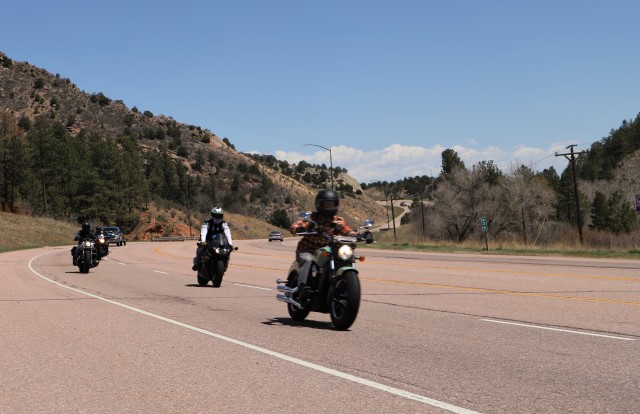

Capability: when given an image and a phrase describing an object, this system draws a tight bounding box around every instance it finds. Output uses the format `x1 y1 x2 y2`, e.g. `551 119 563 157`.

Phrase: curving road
2 239 639 413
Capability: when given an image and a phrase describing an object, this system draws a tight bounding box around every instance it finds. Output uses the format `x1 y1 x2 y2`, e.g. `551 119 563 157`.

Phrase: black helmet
82 222 90 232
315 189 339 218
96 226 102 233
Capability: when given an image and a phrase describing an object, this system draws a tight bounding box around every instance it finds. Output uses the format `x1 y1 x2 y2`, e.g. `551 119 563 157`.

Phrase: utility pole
555 144 587 244
186 175 192 237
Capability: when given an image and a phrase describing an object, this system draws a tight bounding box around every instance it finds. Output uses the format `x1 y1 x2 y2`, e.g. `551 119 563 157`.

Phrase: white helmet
210 206 224 220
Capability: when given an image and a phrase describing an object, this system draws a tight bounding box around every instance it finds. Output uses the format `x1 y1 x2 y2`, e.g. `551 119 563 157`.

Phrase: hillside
0 51 388 233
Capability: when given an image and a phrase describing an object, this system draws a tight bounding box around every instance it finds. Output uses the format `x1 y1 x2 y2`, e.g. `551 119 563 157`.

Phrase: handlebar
294 231 366 242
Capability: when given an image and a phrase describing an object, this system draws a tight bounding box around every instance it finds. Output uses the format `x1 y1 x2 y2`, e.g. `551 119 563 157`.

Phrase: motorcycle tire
211 260 225 288
286 271 311 321
81 250 91 274
330 270 361 330
197 273 209 286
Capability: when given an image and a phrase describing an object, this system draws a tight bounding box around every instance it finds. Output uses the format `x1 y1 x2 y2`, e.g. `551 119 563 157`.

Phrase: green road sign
480 216 488 232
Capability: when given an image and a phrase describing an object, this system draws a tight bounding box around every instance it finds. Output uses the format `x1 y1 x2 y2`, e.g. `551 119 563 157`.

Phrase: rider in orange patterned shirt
291 189 356 295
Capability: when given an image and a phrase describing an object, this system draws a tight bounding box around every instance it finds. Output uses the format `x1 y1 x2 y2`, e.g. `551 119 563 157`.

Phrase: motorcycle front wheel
196 272 209 286
211 259 225 287
81 251 91 274
330 270 361 330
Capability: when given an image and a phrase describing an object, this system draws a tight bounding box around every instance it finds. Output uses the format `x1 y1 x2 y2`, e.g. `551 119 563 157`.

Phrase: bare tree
504 165 556 246
428 167 512 242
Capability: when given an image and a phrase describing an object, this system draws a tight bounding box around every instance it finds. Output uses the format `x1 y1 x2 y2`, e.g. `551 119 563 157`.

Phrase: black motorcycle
276 216 366 330
74 236 99 273
196 234 237 287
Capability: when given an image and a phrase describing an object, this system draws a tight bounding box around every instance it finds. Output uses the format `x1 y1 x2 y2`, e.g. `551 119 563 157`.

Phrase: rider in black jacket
71 222 93 265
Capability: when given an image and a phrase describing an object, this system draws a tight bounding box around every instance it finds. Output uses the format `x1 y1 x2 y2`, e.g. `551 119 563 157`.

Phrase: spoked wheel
286 271 311 321
330 271 361 330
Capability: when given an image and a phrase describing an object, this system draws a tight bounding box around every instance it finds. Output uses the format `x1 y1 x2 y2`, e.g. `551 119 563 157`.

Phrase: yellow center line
364 260 640 282
152 247 286 272
360 277 640 307
152 247 640 306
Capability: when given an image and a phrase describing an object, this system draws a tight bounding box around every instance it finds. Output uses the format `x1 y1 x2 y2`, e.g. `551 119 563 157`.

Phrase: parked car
268 231 284 242
103 226 126 246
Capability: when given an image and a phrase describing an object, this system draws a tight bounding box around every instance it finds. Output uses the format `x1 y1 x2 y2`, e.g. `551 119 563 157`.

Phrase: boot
192 257 201 272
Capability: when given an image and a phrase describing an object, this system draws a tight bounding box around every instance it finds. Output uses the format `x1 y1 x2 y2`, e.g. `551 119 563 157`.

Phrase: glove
198 241 207 246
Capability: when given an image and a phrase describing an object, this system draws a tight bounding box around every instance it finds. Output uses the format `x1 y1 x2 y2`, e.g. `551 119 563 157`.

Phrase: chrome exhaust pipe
276 285 298 294
276 294 303 309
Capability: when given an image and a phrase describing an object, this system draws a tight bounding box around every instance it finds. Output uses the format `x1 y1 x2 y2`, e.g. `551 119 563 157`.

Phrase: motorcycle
276 214 366 330
73 235 99 273
196 233 237 287
94 232 109 259
361 219 375 244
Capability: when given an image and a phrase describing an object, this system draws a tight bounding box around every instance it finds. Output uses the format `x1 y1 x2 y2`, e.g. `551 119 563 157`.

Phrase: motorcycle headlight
337 244 354 260
214 247 222 254
98 237 105 244
84 241 92 247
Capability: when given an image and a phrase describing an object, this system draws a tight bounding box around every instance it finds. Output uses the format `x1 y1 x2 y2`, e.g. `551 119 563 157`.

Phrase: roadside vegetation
369 224 640 259
0 211 77 252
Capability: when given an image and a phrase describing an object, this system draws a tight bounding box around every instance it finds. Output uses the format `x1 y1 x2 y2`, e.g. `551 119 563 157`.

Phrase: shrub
177 146 189 158
1 56 13 67
34 78 45 89
18 114 31 130
222 137 235 150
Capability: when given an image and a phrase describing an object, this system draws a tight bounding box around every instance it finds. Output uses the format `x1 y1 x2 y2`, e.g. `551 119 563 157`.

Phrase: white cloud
271 142 571 183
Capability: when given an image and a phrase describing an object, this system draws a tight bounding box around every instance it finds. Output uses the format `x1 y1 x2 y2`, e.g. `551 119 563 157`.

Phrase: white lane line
154 270 169 275
233 283 272 291
481 319 637 341
28 251 480 414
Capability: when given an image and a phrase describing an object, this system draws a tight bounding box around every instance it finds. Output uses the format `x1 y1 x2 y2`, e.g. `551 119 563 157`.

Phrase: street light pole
304 143 334 189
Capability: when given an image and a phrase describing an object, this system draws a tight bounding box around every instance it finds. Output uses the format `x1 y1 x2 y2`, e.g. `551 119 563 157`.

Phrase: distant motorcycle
94 232 109 259
361 219 375 244
74 236 99 273
276 214 366 330
196 233 237 287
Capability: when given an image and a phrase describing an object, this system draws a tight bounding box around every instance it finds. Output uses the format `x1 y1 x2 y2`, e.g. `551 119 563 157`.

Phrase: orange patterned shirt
291 212 355 253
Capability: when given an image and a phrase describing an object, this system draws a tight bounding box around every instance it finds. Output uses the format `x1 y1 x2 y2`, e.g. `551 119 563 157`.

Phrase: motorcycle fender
335 265 358 278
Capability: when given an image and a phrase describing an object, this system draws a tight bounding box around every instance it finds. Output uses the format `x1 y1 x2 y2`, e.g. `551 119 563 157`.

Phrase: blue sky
3 1 640 182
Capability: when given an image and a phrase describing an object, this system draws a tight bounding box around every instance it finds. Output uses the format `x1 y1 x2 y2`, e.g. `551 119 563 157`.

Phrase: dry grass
0 209 290 253
4 209 639 260
0 211 78 252
367 220 640 259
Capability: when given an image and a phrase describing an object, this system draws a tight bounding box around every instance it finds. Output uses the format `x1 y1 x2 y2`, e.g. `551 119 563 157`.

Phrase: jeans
296 252 314 286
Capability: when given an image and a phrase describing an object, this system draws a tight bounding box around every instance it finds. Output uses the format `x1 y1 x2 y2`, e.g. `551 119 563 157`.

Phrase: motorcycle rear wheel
330 270 361 330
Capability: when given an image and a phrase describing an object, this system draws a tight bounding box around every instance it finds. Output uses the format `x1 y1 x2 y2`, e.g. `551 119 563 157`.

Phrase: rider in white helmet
192 206 234 271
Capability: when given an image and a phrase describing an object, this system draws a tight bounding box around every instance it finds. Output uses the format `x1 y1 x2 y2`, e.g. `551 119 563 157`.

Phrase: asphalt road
2 239 639 413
